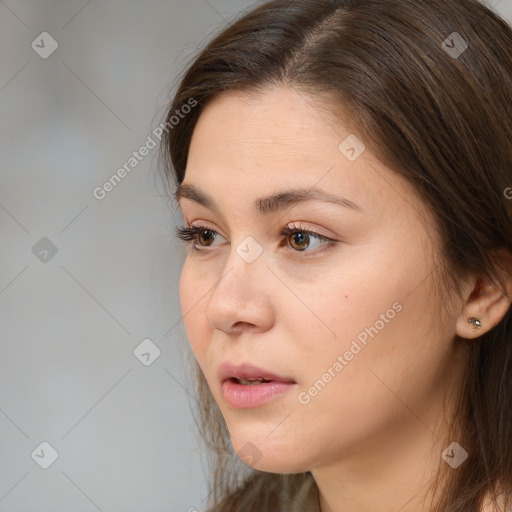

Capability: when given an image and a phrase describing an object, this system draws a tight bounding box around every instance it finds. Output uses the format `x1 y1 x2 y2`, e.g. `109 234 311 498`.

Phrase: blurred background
0 0 511 511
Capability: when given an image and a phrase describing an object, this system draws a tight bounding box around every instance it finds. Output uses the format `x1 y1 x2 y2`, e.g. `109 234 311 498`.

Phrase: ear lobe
455 251 512 340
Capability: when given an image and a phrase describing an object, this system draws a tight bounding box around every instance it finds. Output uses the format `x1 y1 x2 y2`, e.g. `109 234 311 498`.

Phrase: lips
219 362 297 409
218 361 296 385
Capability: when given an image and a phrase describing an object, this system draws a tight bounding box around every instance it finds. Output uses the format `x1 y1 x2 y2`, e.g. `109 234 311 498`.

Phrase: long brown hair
159 1 512 510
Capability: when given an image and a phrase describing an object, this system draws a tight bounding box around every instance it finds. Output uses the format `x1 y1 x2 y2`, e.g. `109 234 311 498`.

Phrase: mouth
218 362 297 408
229 376 271 385
228 376 281 387
218 361 296 385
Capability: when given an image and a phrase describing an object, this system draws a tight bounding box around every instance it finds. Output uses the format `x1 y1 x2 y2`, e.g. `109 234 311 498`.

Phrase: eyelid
286 221 337 241
187 221 333 242
184 219 335 240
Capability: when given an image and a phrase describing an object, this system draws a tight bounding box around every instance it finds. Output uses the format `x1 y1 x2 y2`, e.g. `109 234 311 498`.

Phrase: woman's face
177 86 466 474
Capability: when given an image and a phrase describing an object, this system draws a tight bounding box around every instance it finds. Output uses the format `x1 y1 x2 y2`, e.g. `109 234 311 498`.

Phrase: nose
205 240 274 335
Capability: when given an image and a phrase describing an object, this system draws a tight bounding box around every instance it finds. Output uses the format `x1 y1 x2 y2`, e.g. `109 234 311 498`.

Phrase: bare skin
176 85 512 512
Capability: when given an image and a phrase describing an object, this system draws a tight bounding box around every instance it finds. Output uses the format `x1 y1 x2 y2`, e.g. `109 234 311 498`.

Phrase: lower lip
222 379 296 409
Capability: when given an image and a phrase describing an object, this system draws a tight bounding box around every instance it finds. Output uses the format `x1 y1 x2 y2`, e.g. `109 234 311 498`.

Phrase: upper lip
218 361 296 383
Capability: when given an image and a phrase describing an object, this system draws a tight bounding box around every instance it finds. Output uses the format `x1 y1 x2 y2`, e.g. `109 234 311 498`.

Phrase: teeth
237 377 268 385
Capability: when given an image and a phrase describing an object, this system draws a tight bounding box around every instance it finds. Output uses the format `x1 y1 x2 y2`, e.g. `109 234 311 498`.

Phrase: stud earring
468 317 482 329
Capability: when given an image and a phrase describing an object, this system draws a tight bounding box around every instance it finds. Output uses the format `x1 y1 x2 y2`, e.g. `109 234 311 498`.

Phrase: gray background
0 0 511 511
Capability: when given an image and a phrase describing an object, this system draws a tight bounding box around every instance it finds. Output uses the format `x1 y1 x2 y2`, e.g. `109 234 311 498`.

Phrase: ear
456 249 512 340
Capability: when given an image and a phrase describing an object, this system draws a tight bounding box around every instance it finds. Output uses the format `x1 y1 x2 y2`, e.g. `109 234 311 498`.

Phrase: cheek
292 246 445 404
286 260 406 374
179 261 209 360
299 275 446 410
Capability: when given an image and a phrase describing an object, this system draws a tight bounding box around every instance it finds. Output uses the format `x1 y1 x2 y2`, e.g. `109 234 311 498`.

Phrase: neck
312 354 465 512
314 412 447 512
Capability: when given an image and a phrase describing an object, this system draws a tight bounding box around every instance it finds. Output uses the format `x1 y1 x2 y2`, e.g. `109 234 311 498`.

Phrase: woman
159 0 512 510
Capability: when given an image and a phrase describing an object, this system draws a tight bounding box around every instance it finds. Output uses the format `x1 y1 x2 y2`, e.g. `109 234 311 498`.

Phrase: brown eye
197 228 217 246
281 225 335 253
287 231 310 251
176 223 337 254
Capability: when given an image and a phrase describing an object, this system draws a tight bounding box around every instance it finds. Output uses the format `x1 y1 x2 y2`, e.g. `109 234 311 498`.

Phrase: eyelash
175 223 337 254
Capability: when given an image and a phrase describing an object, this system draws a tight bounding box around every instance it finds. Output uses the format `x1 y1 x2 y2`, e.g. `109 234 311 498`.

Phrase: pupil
291 232 309 251
199 229 215 245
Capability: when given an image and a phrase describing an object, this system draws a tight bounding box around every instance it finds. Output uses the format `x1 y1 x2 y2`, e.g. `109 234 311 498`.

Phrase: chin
228 427 312 474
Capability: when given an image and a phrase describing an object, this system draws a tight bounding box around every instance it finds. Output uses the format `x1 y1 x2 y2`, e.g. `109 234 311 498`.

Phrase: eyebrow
174 183 364 215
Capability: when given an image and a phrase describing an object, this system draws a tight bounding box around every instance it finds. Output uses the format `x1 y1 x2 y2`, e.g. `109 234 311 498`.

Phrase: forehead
188 86 342 162
181 86 427 228
185 87 366 197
